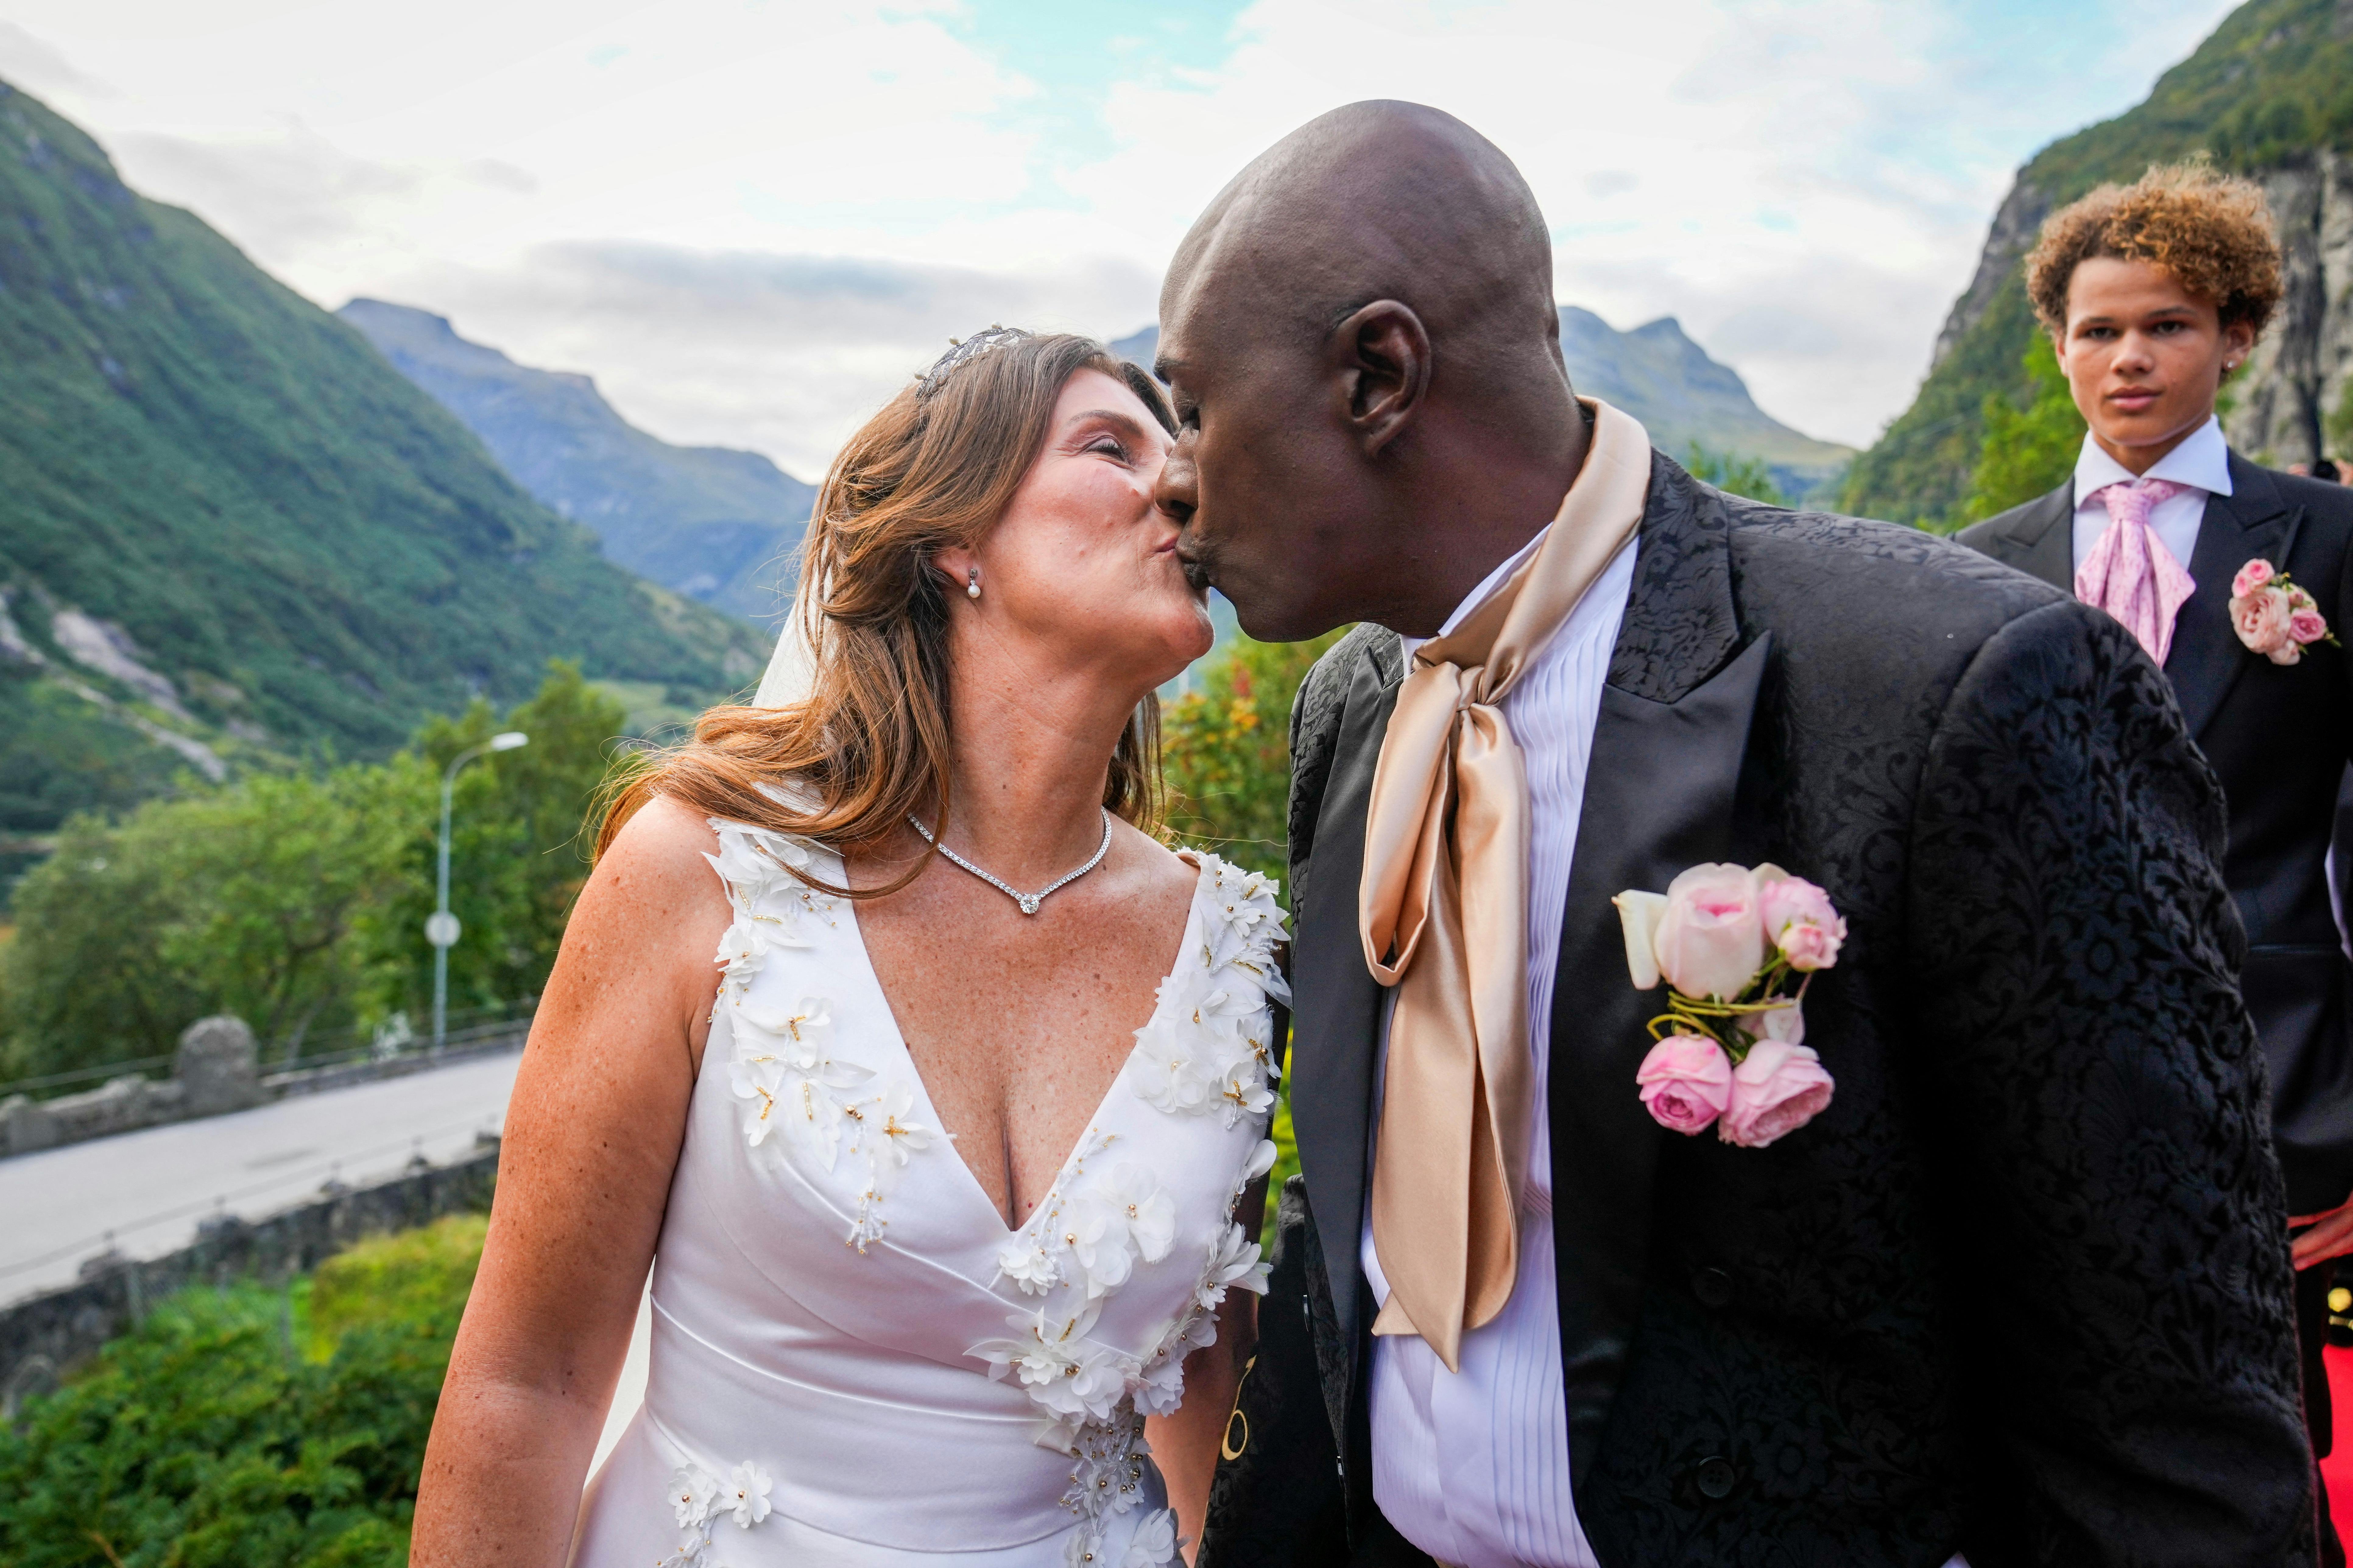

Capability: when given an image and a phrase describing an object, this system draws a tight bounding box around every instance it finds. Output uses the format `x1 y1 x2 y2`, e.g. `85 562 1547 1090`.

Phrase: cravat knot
2074 477 2196 665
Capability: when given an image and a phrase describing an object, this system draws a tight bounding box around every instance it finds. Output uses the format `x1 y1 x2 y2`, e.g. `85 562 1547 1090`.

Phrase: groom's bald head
1154 103 1583 640
1161 102 1560 381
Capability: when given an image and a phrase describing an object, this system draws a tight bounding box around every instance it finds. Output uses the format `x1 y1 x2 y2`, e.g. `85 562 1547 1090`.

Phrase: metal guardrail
0 1054 175 1096
0 1008 535 1102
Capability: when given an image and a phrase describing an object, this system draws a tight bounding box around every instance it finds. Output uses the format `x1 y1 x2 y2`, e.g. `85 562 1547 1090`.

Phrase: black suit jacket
1201 454 2312 1567
1959 455 2353 1215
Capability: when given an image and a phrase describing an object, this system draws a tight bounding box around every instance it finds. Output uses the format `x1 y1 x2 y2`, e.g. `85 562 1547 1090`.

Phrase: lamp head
490 731 529 752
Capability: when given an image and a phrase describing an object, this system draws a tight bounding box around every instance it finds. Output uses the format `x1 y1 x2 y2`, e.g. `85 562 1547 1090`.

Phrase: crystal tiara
916 324 1032 400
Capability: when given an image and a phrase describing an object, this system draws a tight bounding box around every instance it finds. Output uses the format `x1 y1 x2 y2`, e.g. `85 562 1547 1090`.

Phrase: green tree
1683 443 1786 506
1959 335 2085 526
1 764 422 1077
371 661 630 1020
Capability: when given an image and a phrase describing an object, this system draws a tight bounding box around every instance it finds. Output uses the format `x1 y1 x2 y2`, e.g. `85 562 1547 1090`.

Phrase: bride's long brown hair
596 332 1174 896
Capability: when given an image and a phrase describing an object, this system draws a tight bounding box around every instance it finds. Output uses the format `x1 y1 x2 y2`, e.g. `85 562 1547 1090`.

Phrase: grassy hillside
0 79 766 837
1843 0 2353 526
339 300 815 627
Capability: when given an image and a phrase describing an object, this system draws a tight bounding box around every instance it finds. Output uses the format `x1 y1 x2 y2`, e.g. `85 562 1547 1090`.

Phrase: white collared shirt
1358 522 1636 1568
2069 415 2234 580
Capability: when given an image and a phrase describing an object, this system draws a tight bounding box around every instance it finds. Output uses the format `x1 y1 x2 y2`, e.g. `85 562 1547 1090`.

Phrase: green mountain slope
0 79 767 836
1844 0 2353 526
1115 312 1854 503
338 300 815 626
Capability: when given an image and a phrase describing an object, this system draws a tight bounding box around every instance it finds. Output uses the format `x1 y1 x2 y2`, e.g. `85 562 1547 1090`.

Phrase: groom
1154 104 2315 1564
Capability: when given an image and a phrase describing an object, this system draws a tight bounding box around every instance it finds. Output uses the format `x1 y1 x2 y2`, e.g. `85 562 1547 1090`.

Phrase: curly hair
2025 161 2283 336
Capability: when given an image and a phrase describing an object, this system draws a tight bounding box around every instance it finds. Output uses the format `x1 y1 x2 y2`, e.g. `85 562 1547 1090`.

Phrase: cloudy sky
1 0 2238 477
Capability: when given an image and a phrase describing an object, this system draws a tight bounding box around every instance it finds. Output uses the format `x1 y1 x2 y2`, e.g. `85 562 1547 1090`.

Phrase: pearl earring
966 568 981 601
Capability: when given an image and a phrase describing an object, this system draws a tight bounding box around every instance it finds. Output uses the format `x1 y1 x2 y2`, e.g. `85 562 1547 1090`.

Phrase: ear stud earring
966 568 981 601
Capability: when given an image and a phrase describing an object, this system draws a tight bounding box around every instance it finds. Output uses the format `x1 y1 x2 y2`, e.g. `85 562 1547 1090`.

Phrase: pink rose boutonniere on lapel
2231 559 2339 666
1613 863 1842 1148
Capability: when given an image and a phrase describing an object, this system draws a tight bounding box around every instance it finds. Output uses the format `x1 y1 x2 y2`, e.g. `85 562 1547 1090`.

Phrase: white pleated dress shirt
1357 521 1973 1568
2069 414 2232 577
1359 523 1635 1568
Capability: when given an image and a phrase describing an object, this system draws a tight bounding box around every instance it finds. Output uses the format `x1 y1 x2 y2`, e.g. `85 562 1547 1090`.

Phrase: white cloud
2 0 2244 463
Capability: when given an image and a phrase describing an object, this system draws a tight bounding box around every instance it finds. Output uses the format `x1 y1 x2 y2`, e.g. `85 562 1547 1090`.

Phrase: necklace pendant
1017 894 1041 916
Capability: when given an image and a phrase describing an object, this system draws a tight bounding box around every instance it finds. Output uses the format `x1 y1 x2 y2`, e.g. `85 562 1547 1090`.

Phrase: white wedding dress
571 815 1287 1568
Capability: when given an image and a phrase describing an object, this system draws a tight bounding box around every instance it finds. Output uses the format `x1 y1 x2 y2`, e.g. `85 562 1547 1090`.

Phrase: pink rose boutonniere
2231 559 2339 666
1613 863 1842 1148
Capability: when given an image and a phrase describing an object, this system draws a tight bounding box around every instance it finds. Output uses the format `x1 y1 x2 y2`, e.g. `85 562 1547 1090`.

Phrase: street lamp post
431 730 528 1051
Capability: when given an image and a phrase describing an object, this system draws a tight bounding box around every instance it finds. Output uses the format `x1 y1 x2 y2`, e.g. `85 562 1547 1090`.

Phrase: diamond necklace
907 808 1114 916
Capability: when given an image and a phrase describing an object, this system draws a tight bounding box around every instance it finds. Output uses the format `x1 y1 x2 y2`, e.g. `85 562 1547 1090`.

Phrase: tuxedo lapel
1286 631 1402 1364
1550 459 1768 1487
1984 484 2075 592
2168 453 2303 740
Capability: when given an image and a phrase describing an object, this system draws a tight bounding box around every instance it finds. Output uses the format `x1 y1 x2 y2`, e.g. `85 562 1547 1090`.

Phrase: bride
410 329 1286 1566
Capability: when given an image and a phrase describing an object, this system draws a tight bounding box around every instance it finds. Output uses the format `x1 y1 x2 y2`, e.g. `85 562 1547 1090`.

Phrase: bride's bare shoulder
1116 819 1217 900
582 793 726 909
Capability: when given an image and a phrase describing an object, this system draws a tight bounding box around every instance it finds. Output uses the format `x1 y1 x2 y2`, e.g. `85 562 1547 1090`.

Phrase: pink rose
1718 1041 1836 1149
1636 1034 1733 1135
2290 607 2329 645
1653 863 1765 1000
2268 638 2306 667
1756 871 1846 972
2233 585 2294 656
2232 558 2276 597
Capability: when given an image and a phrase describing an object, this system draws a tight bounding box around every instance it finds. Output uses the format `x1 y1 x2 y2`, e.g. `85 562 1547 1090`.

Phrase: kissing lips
1175 547 1215 594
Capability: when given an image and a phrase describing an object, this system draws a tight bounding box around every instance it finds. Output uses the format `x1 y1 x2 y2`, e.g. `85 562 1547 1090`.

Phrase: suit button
1693 1267 1733 1309
1696 1456 1735 1499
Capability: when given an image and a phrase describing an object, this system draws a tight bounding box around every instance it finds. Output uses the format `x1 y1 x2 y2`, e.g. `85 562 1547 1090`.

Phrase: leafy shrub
0 1216 485 1566
1161 630 1348 888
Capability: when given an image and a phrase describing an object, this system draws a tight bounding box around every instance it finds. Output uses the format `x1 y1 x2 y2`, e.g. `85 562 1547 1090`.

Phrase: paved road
0 1051 521 1301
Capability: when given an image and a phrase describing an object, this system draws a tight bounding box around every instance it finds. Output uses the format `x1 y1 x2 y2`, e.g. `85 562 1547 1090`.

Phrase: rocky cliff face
1928 178 2052 374
2233 149 2353 463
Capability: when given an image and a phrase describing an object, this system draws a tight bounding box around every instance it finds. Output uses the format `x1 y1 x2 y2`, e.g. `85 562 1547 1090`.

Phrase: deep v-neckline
839 854 1208 1238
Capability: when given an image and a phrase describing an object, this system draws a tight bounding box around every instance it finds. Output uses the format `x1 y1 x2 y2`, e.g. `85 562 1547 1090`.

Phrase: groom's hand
2290 1192 2353 1266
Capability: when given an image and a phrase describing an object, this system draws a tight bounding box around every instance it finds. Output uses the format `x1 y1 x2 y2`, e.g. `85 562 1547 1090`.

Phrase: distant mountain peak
338 300 815 623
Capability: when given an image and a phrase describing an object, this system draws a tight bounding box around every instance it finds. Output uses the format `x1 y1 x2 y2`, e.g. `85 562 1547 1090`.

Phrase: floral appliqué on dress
970 856 1287 1568
661 1459 773 1568
706 821 940 1251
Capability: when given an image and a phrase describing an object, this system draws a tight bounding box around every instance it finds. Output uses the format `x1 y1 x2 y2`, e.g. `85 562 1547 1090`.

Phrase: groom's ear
1332 299 1430 457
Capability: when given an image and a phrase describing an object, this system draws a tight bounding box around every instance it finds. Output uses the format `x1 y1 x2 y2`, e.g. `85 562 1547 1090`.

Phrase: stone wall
0 1017 527 1158
0 1133 500 1416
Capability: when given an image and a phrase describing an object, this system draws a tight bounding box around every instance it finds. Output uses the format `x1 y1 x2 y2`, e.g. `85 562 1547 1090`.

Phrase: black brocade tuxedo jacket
1199 455 2312 1568
1959 455 2353 1217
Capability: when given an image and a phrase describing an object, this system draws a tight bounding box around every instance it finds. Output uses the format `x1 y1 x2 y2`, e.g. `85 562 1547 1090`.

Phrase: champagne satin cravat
1359 398 1652 1372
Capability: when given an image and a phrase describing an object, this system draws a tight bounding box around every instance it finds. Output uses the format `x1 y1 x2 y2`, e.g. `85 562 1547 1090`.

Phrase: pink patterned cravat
2075 477 2195 665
